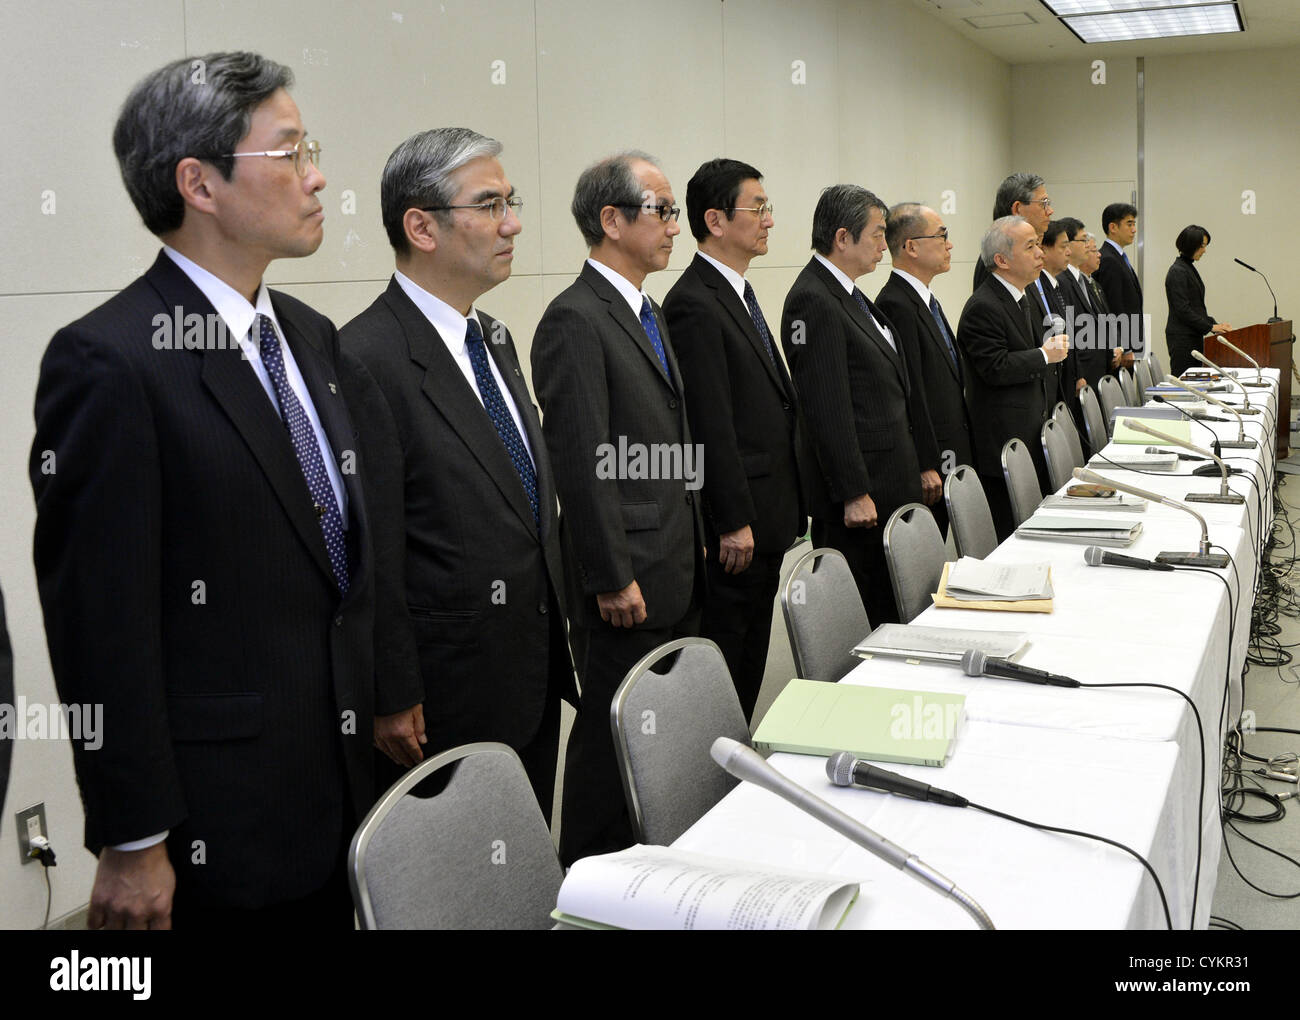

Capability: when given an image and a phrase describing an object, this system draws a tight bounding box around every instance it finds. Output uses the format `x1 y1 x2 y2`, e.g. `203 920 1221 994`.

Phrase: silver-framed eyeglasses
211 137 321 176
729 202 775 218
614 201 681 223
420 196 524 221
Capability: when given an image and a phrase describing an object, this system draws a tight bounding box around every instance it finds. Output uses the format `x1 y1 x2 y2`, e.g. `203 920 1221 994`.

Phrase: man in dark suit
30 53 376 928
1095 202 1143 361
1055 218 1113 400
877 202 970 536
662 158 803 722
532 152 705 865
1039 220 1084 431
972 173 1053 291
781 186 942 627
340 128 575 817
957 216 1071 537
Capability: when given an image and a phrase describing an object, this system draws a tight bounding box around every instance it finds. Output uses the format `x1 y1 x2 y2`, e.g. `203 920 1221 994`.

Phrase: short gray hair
992 172 1044 220
113 52 293 236
571 151 658 247
811 185 887 256
981 215 1029 269
885 202 927 257
381 127 503 254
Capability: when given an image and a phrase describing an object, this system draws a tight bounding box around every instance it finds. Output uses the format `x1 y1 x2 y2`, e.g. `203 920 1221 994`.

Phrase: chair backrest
780 547 872 684
1133 358 1153 395
350 742 563 930
1096 375 1124 433
611 637 749 846
944 464 998 559
1148 349 1166 385
1078 384 1109 457
1052 401 1086 468
1001 438 1044 527
1118 366 1138 405
882 502 947 624
1041 418 1076 492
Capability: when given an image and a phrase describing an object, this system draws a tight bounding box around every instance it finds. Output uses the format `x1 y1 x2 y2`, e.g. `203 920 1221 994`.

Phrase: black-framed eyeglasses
420 196 524 221
615 202 681 223
209 137 321 176
728 202 775 218
910 229 949 243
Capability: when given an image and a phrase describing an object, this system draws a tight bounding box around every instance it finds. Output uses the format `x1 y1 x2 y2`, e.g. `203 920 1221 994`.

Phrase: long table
674 369 1280 929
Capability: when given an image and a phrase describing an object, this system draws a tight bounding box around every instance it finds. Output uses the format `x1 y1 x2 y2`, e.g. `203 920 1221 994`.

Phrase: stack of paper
1040 491 1147 513
944 557 1053 601
1016 509 1144 547
854 623 1029 663
1090 447 1179 470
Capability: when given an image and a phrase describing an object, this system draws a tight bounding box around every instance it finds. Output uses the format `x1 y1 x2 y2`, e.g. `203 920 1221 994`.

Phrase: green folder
752 679 966 768
1111 416 1191 445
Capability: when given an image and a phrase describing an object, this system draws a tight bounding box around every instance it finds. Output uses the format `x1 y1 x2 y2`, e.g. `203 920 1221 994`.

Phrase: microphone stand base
1156 551 1231 568
1218 439 1257 449
1242 382 1271 388
1185 492 1245 504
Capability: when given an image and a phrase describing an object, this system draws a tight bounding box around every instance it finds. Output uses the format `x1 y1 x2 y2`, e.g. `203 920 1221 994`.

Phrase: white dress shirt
586 257 651 321
698 251 748 303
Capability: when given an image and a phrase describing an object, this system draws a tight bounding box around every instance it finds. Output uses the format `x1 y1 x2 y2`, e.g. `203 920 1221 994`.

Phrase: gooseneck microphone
1191 351 1255 412
960 649 1080 687
827 752 969 807
1152 395 1224 456
1160 375 1255 448
1233 258 1281 324
1084 545 1175 571
709 737 995 929
1121 417 1243 505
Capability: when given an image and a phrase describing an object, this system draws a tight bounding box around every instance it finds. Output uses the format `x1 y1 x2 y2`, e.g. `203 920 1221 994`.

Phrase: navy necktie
639 296 671 380
742 281 778 368
928 294 960 376
255 313 349 594
465 317 540 530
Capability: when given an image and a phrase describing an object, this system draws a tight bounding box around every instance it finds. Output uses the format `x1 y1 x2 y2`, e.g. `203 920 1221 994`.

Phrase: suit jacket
531 262 704 630
30 251 375 910
780 258 935 522
340 279 575 755
0 585 11 817
1164 256 1214 346
874 271 974 472
1095 242 1143 351
1057 267 1112 391
662 254 804 556
1040 271 1082 414
956 275 1053 479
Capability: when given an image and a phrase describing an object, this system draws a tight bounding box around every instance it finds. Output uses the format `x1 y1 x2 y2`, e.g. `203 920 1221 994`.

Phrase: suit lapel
382 279 540 537
989 278 1037 350
145 255 338 589
813 259 905 384
692 255 790 399
580 262 678 393
899 277 960 385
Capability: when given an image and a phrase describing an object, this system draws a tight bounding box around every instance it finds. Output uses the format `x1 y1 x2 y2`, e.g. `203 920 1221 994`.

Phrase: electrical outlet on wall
15 804 48 866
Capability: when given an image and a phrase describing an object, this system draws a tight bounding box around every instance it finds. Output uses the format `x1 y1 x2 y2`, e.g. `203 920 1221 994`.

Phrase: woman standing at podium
1164 224 1232 375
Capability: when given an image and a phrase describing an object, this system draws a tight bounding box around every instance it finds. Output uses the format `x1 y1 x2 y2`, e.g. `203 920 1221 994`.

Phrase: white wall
0 0 1010 927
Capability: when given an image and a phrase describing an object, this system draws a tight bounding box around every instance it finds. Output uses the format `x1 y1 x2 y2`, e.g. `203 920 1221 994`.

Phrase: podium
1203 320 1293 457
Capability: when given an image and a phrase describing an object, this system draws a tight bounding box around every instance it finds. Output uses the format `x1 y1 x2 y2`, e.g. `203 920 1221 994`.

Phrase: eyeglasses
728 202 775 218
211 138 321 177
909 229 949 243
1027 196 1053 208
615 202 681 223
419 196 524 221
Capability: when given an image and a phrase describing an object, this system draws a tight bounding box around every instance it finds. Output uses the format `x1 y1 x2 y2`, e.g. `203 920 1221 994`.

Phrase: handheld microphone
1083 545 1175 571
1160 375 1256 448
1121 417 1243 504
1073 467 1228 567
960 649 1080 687
709 737 995 929
1233 258 1281 325
826 752 969 807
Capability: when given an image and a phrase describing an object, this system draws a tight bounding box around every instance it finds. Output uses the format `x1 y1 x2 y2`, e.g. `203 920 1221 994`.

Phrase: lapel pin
328 382 337 394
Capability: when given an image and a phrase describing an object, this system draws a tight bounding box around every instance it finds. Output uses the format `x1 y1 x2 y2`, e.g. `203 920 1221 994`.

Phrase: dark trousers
811 515 899 628
1167 335 1200 377
559 607 699 867
700 550 783 723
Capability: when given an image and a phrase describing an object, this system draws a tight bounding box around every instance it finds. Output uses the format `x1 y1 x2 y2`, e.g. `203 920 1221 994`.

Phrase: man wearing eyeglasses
340 128 575 820
876 203 969 538
532 152 705 866
973 173 1053 292
30 53 375 928
660 159 804 724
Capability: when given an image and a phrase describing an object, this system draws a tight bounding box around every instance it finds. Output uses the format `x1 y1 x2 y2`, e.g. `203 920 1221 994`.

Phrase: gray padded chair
1041 417 1076 492
1118 366 1139 405
349 742 562 929
1149 349 1166 385
944 464 997 559
1097 374 1124 432
780 546 871 685
882 502 947 624
1052 400 1086 469
1133 358 1153 396
1001 438 1044 527
611 637 749 846
1078 384 1109 458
